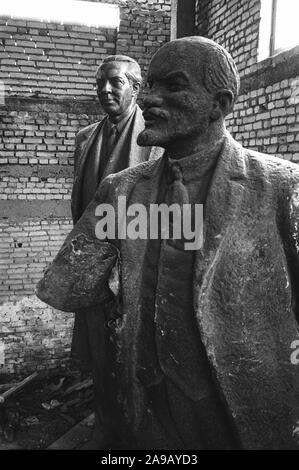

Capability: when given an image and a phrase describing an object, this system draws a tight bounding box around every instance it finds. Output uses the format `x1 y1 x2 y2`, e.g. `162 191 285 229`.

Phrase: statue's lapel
118 157 166 283
72 120 106 222
193 135 247 342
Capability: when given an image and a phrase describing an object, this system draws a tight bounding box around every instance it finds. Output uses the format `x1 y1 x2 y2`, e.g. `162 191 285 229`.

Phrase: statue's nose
99 80 112 94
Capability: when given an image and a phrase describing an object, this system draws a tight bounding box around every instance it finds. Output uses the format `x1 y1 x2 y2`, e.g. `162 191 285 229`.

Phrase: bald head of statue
137 36 240 158
95 55 142 123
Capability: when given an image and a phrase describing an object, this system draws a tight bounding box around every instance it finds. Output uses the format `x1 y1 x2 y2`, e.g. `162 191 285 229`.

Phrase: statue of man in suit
70 54 162 448
71 54 162 224
37 37 299 449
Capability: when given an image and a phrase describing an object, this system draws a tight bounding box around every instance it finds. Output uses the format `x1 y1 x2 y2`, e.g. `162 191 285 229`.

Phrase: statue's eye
111 78 124 86
167 82 184 92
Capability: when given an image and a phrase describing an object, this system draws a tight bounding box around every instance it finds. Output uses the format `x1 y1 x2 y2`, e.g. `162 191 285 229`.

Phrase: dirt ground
0 365 94 449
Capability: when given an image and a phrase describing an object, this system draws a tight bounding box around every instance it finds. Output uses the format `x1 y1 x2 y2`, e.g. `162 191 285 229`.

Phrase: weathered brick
0 0 173 375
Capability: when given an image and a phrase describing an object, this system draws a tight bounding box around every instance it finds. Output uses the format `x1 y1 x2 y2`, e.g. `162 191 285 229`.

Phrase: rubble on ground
0 365 93 449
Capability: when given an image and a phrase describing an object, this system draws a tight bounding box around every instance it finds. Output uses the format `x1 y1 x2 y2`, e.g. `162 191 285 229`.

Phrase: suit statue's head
95 55 142 123
137 36 240 157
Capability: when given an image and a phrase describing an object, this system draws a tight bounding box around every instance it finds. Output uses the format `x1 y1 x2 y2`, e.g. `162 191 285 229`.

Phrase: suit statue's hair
97 55 142 87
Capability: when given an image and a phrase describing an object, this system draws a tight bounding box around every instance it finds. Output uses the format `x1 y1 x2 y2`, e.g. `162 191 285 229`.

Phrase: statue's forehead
96 62 128 79
148 50 199 81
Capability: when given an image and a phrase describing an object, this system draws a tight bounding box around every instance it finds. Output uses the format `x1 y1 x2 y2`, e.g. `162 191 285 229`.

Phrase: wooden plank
63 378 93 396
0 372 38 404
0 382 19 392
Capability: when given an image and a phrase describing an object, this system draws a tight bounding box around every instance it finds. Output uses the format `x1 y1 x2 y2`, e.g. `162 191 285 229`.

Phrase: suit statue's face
96 62 136 122
137 43 215 150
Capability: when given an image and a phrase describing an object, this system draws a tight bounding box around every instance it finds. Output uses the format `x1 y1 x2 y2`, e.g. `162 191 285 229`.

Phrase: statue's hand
36 233 119 312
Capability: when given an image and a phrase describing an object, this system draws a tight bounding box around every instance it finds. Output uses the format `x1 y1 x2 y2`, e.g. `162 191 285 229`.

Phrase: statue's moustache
143 108 169 122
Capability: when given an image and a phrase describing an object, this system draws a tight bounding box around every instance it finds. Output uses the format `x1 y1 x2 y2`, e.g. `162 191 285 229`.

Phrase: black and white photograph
0 0 299 455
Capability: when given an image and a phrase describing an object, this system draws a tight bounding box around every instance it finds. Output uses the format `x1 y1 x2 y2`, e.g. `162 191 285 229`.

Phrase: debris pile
0 366 93 449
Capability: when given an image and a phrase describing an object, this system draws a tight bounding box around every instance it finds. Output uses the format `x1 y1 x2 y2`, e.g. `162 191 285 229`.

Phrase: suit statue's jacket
71 104 163 224
37 133 299 449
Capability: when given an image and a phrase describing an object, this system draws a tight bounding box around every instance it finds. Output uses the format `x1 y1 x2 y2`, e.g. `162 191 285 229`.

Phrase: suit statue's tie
106 124 118 156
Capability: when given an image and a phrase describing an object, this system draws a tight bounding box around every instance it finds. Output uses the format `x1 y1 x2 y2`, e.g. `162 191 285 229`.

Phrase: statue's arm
36 175 119 312
279 173 299 324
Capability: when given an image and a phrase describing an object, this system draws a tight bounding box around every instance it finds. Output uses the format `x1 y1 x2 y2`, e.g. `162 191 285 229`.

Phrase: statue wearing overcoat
37 133 299 449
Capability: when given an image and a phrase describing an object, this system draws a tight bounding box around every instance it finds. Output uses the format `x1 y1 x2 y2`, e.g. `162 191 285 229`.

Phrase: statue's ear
132 82 140 97
211 89 234 120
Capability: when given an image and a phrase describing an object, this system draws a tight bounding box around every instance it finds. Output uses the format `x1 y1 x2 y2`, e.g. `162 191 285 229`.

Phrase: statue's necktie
167 160 189 206
166 160 190 249
106 124 118 156
99 124 118 177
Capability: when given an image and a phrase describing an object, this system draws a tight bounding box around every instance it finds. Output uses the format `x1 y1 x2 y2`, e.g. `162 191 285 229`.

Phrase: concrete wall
195 0 299 162
0 0 171 375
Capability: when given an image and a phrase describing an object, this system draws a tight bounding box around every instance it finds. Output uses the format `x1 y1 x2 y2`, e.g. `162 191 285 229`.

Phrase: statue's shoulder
75 120 104 144
243 145 299 183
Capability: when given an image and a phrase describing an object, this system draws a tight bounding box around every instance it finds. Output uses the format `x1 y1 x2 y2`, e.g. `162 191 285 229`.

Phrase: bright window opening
258 0 299 61
0 0 120 29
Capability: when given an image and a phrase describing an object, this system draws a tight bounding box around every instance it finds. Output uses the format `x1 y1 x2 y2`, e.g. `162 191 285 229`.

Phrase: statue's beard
137 123 177 148
137 127 162 147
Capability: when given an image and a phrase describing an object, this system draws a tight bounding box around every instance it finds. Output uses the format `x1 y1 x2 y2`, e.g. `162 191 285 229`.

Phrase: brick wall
0 0 171 375
0 19 116 99
0 220 73 375
195 0 299 162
